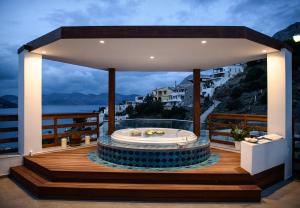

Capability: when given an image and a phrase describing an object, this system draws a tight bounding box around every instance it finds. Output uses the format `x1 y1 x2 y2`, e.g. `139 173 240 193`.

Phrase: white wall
267 48 292 179
18 50 42 155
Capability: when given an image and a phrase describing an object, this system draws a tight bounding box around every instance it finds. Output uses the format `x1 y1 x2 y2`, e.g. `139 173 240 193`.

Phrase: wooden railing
0 112 100 153
0 115 18 153
207 113 267 145
42 113 100 148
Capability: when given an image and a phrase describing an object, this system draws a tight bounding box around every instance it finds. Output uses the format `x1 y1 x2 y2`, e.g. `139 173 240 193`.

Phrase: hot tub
111 128 197 147
97 128 210 168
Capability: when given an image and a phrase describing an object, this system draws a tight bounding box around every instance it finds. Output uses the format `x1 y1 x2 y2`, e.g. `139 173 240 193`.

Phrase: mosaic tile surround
88 151 219 172
96 136 212 168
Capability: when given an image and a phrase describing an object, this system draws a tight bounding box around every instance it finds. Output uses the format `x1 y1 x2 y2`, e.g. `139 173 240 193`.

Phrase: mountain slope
213 22 300 116
0 93 139 107
0 97 17 108
213 60 267 115
273 22 300 41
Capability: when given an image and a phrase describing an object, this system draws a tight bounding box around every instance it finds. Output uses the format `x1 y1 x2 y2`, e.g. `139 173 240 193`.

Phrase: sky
0 0 299 96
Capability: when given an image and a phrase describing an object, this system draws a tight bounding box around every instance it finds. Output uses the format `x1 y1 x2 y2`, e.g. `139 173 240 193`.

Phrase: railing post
96 113 100 138
54 118 58 146
208 115 212 141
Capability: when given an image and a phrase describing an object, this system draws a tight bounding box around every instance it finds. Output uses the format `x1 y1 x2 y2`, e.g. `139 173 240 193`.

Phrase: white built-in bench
241 136 286 175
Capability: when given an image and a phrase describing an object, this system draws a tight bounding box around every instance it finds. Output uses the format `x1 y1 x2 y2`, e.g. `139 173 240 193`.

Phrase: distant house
163 64 245 108
152 87 174 103
103 100 135 120
135 96 144 103
118 64 244 110
167 84 193 107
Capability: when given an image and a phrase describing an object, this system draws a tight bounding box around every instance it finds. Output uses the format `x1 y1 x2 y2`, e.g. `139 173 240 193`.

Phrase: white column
267 48 292 179
18 50 42 155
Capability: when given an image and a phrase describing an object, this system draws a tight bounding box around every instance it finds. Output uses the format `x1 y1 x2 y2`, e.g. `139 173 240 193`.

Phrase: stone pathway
201 100 221 123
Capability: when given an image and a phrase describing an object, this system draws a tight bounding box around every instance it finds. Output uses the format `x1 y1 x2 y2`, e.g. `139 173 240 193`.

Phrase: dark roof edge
244 27 293 52
18 27 62 54
17 26 292 54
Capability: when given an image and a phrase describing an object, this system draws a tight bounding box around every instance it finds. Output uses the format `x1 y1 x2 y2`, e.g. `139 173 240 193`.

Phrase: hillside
0 97 17 108
273 22 300 41
213 60 267 115
273 22 300 118
213 22 300 117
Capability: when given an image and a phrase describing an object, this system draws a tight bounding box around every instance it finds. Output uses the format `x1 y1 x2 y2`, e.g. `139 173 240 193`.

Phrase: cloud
0 0 299 97
116 72 191 95
42 0 142 26
171 0 300 35
181 0 220 8
228 0 300 35
42 60 190 96
0 44 18 95
42 60 108 95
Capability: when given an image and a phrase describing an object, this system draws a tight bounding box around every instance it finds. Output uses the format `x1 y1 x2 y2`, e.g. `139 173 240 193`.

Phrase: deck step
10 166 261 202
23 157 254 185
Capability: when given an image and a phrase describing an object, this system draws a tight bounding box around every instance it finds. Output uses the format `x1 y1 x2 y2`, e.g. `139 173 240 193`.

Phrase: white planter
234 141 241 150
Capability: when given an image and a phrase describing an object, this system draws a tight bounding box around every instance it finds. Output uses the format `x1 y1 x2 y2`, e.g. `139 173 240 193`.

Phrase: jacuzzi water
111 128 197 147
97 128 210 168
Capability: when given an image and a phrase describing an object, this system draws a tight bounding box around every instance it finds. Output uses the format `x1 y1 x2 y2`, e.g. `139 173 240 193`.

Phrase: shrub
244 67 265 82
260 92 267 105
226 98 242 111
231 87 242 98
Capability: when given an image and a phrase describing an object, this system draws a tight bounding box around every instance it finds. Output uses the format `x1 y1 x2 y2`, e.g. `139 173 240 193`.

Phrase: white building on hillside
135 96 144 103
104 100 136 120
201 64 244 97
167 84 191 107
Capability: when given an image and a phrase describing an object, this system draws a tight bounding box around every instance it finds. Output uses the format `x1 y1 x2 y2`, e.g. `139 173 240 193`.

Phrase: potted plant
230 126 250 150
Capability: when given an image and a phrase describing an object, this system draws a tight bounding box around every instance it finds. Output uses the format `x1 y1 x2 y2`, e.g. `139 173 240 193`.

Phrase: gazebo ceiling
18 26 289 71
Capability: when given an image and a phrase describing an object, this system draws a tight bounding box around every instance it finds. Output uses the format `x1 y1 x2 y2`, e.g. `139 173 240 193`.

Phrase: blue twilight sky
0 0 299 96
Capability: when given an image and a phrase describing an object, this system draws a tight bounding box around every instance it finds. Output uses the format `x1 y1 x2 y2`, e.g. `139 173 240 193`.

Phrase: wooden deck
10 146 284 202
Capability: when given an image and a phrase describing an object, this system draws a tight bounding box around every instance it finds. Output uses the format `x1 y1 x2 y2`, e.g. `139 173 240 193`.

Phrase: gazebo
15 26 292 201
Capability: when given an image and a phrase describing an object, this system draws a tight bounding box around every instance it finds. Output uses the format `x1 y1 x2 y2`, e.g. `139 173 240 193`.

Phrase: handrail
0 115 18 153
42 112 100 147
114 118 193 123
0 112 100 153
207 113 267 145
0 115 18 121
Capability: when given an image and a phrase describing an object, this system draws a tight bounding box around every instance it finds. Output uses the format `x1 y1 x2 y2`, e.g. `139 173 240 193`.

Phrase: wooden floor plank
24 146 246 174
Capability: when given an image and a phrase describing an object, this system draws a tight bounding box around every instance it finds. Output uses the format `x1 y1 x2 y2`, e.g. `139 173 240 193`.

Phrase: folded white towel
258 134 283 141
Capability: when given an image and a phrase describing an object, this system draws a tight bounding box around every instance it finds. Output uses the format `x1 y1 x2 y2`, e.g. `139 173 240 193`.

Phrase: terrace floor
23 146 245 174
7 146 286 202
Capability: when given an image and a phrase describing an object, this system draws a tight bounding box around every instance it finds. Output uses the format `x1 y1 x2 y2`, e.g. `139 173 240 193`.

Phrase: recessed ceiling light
41 50 47 54
99 40 105 44
262 50 267 53
149 56 155 59
201 40 207 44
